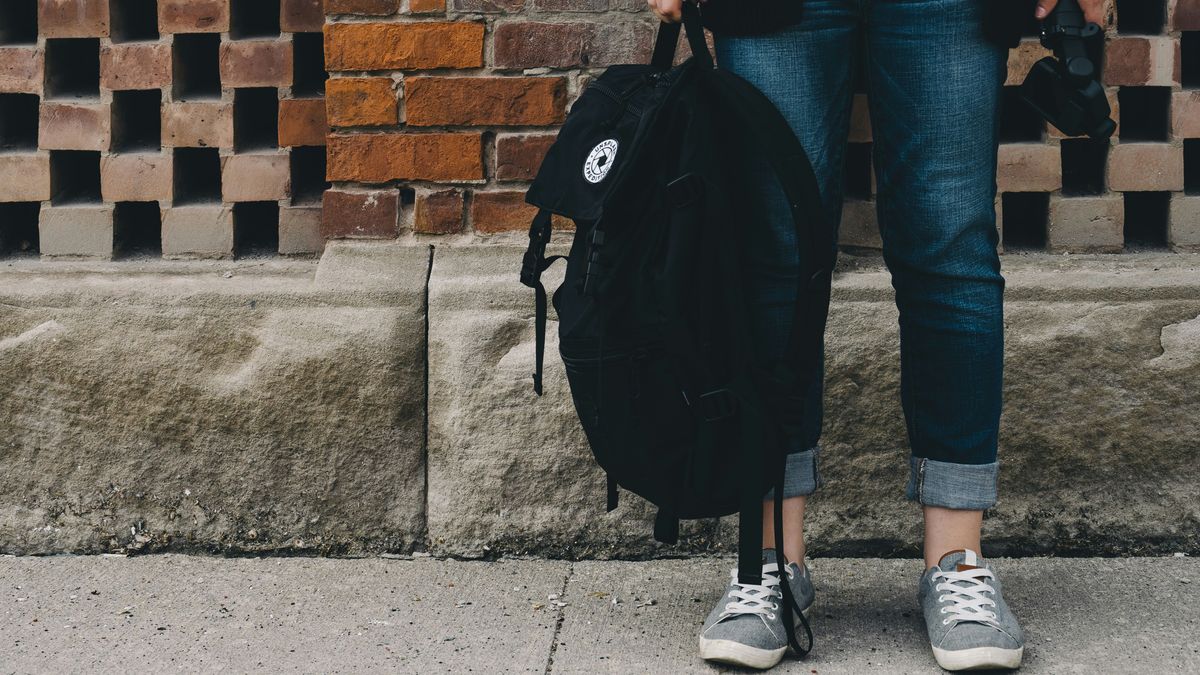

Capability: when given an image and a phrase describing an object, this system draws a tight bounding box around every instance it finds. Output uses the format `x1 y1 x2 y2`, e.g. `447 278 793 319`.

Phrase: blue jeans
721 0 1008 510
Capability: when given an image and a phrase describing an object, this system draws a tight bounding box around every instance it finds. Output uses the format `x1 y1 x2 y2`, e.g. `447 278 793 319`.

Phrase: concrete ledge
0 243 428 555
429 249 1200 558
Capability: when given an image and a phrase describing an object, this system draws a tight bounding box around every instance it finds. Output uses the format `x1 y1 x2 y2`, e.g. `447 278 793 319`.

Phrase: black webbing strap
772 451 814 657
520 209 566 396
650 1 714 71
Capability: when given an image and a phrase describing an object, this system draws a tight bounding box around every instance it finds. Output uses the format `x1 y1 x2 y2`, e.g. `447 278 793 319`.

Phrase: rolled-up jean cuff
762 447 821 501
905 457 998 510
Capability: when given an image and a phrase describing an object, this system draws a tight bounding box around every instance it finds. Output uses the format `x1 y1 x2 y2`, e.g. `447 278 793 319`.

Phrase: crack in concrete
543 562 574 674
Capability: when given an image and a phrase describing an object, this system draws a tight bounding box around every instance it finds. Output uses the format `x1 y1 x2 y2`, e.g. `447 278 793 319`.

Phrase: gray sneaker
698 549 814 670
919 549 1024 671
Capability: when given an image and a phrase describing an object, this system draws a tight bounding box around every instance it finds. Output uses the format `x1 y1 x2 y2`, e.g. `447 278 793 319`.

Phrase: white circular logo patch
583 139 619 184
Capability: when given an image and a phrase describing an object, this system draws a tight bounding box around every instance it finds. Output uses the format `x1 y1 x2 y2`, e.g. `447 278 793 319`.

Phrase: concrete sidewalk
1 555 1196 674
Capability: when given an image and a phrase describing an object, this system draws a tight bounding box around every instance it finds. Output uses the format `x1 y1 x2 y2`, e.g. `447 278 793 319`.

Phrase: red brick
101 43 172 91
222 153 291 202
281 0 325 32
1173 91 1200 139
494 22 652 69
325 22 484 71
997 143 1062 193
410 0 446 13
1173 0 1200 30
1104 37 1177 87
39 102 111 151
0 153 51 202
325 0 399 14
163 101 234 148
0 47 43 95
101 153 173 202
406 77 566 126
322 188 399 238
220 40 294 88
326 77 398 127
495 133 554 181
1108 143 1184 192
327 132 483 182
414 189 464 234
158 0 229 33
470 191 536 234
278 98 328 146
38 0 109 37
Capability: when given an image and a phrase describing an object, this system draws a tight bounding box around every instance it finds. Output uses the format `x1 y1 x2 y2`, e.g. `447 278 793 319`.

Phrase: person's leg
865 1 1022 670
697 4 858 668
863 0 1007 559
715 0 859 568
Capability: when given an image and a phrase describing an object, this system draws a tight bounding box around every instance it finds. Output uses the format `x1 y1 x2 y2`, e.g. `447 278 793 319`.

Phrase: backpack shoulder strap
520 209 566 395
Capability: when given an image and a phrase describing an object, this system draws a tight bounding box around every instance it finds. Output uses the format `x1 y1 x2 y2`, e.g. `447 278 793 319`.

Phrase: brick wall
3 1 1200 258
0 0 330 259
322 0 1200 254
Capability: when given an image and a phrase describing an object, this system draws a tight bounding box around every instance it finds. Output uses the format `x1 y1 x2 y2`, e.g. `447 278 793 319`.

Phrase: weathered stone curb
0 244 428 555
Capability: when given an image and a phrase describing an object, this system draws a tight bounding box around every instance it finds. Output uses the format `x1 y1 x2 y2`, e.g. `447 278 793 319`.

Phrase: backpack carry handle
650 1 714 71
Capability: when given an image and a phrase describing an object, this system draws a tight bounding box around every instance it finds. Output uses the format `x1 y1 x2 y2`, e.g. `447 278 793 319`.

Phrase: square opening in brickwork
44 39 101 99
173 147 221 204
0 203 40 256
1185 140 1200 194
1061 138 1109 196
0 93 39 151
1183 33 1200 89
234 201 279 256
172 34 222 100
230 0 280 40
110 0 159 43
291 32 327 98
999 87 1044 143
1123 191 1170 249
50 150 102 204
111 90 162 152
113 202 162 257
234 88 279 152
1002 192 1049 251
1115 0 1165 35
843 142 872 200
290 146 327 205
0 2 37 45
1117 87 1171 141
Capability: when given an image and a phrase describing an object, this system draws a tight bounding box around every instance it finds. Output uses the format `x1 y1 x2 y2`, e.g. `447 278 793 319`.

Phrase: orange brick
326 78 398 127
278 98 328 146
410 0 446 13
495 133 554 181
325 22 484 71
39 102 111 151
997 143 1062 193
1104 37 1177 87
327 132 483 182
470 191 536 234
1108 143 1184 192
414 189 464 234
406 77 566 126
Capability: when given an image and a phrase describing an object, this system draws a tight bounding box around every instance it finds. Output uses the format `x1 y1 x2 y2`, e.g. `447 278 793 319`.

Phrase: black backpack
519 3 834 657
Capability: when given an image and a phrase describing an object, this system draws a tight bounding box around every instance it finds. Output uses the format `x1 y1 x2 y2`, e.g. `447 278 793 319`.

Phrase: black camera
1020 0 1117 139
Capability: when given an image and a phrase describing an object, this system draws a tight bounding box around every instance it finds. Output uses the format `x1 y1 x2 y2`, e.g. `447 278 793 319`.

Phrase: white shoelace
932 566 1000 626
719 563 794 621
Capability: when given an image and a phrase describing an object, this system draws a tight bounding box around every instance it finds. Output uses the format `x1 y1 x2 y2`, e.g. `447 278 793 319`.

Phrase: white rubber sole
698 608 811 670
932 645 1024 671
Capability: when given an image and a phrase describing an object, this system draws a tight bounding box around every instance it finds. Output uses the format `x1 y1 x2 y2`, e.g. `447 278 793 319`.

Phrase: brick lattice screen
0 0 329 259
3 1 1200 257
